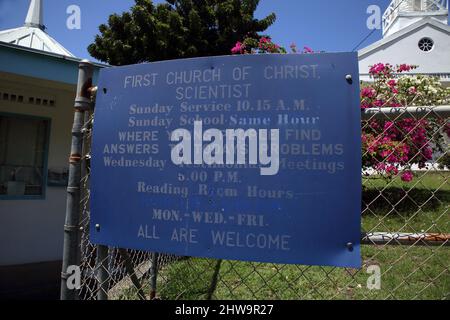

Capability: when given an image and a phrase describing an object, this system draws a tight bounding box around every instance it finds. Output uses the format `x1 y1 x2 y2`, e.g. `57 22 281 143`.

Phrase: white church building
359 0 450 86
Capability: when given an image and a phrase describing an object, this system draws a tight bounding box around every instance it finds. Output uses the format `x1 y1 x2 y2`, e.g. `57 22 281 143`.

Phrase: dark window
0 114 50 198
418 37 434 52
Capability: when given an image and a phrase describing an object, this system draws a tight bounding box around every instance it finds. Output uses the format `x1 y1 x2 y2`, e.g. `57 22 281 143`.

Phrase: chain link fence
63 63 449 301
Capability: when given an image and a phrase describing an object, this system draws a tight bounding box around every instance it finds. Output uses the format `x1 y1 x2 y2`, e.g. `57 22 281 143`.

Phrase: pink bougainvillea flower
360 62 449 182
387 79 397 87
360 102 371 109
386 165 399 175
373 100 384 107
408 86 417 94
422 148 433 160
397 64 416 73
398 64 410 72
231 41 244 54
361 87 376 98
380 150 390 158
369 63 385 75
303 46 314 54
401 171 414 182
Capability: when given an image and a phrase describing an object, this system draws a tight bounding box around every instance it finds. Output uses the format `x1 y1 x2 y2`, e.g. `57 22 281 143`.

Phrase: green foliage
438 151 450 169
88 0 276 65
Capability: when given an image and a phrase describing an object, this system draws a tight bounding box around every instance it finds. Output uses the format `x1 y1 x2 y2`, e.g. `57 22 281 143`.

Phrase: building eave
0 41 108 68
0 41 108 86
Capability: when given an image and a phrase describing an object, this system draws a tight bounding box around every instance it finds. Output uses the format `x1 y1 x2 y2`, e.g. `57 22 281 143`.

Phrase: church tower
359 0 450 86
24 0 45 30
0 0 74 57
383 0 449 37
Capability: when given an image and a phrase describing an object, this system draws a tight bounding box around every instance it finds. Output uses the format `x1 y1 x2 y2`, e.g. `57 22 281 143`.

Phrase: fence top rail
361 232 450 246
361 105 450 120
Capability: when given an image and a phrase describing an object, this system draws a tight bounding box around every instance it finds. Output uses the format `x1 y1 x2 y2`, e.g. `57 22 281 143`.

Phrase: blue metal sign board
90 53 361 268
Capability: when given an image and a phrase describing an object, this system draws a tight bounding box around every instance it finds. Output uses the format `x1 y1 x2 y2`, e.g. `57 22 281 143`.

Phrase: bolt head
346 242 354 252
345 75 354 85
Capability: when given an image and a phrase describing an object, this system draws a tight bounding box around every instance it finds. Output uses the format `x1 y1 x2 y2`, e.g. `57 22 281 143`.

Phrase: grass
362 172 449 233
119 172 449 300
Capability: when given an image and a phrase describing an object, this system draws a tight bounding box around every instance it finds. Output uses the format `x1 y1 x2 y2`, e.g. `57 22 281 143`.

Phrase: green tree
88 0 276 65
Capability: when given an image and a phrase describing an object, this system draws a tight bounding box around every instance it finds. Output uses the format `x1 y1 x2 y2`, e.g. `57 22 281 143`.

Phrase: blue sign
90 53 361 268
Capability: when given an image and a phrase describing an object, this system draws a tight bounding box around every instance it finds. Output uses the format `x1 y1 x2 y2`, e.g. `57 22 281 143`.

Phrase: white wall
0 72 76 265
0 188 67 265
359 23 450 78
384 15 448 37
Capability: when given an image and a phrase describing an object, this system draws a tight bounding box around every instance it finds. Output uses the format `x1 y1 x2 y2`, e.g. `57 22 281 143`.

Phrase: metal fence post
60 60 94 300
96 245 109 300
149 252 159 299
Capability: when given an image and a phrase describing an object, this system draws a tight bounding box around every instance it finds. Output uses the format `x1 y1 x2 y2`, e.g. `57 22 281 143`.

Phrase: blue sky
0 0 411 61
